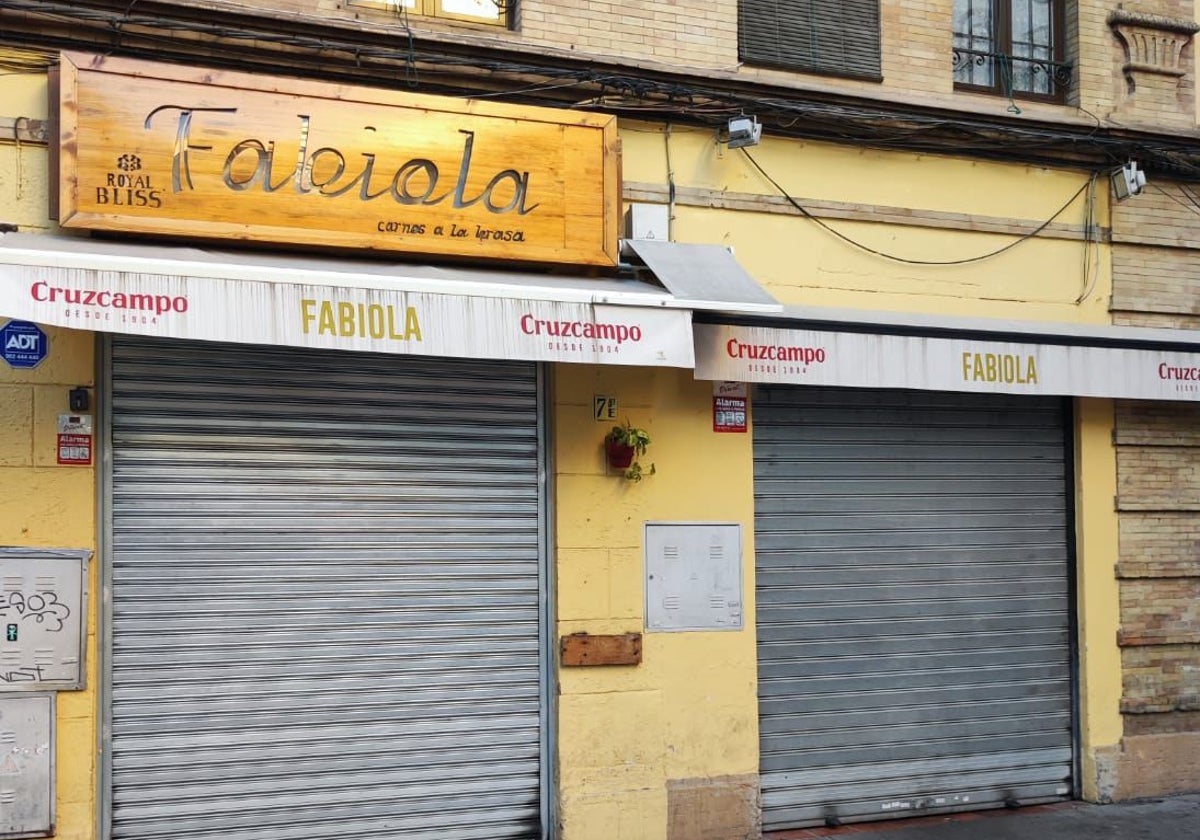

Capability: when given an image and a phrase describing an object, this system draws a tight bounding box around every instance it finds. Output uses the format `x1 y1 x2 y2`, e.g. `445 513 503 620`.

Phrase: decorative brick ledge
1109 9 1200 77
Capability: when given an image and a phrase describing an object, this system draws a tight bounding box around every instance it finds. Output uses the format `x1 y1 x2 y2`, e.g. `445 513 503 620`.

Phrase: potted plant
604 420 656 481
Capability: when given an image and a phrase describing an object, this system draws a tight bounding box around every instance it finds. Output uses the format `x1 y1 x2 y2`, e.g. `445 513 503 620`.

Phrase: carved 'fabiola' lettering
144 107 539 215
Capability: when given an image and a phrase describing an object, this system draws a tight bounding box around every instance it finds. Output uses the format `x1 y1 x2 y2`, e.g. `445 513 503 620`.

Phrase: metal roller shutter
107 337 544 840
754 386 1073 830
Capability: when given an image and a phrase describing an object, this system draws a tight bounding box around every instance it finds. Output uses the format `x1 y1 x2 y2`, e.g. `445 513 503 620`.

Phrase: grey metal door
754 386 1073 830
107 337 544 840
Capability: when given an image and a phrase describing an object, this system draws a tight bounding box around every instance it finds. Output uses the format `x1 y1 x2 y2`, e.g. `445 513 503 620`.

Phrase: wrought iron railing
952 47 1073 97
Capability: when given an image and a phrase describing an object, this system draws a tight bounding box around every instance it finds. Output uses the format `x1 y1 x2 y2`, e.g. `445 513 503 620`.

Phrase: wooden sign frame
53 52 620 267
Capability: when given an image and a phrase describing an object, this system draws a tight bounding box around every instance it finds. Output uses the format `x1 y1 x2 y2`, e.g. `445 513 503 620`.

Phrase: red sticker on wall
713 382 748 433
57 415 93 465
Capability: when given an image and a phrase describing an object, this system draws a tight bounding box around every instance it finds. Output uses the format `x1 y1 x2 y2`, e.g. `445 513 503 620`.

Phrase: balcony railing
952 47 1073 99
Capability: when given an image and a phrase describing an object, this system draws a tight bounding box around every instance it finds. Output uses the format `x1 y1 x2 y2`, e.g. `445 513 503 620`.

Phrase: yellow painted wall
0 72 53 232
579 121 1125 829
1073 399 1125 799
622 124 1113 325
0 326 97 840
553 365 759 839
2 71 97 840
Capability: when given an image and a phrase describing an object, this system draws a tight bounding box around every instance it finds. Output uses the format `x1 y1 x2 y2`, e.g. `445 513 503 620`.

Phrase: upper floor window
351 0 506 26
738 0 882 80
953 0 1070 101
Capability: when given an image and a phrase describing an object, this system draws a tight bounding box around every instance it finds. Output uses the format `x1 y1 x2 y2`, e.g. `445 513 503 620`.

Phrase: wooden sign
560 632 643 667
53 52 620 266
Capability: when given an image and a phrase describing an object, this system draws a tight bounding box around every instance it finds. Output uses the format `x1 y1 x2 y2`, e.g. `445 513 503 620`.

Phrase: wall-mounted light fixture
1111 161 1147 201
726 116 762 149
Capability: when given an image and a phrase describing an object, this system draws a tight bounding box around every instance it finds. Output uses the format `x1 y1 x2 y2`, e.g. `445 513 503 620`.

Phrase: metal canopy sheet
0 233 695 367
623 239 781 314
694 321 1200 401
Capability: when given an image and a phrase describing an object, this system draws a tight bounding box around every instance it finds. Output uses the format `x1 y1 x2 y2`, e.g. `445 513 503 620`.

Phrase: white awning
694 305 1200 402
0 233 770 368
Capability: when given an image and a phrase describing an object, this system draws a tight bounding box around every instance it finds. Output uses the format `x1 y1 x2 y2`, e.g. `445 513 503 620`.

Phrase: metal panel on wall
0 548 89 691
0 693 55 839
754 386 1073 830
107 337 543 840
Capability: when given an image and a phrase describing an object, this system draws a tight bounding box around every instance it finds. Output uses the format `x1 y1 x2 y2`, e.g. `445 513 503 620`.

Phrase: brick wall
16 0 1195 136
1111 245 1200 322
209 0 1145 115
1117 446 1200 508
1111 183 1200 330
1120 512 1200 577
1113 185 1200 250
1072 0 1114 112
1107 24 1200 768
1121 646 1200 713
1114 400 1200 761
1118 580 1200 647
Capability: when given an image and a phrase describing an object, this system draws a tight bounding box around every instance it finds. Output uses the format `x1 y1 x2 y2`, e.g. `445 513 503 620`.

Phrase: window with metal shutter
105 337 545 840
738 0 882 80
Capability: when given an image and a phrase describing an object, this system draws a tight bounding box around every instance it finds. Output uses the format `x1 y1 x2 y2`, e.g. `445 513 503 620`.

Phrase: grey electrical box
624 203 669 241
645 523 743 631
0 548 90 691
0 693 55 839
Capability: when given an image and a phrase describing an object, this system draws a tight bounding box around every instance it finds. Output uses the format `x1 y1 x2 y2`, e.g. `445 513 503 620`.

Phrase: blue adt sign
1 320 48 369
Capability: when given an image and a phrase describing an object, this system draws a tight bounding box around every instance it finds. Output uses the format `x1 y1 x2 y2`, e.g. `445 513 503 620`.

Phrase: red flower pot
606 439 636 469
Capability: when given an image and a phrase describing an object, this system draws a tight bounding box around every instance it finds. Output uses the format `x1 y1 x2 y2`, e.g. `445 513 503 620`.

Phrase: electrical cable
664 122 676 240
2 0 1197 177
1075 170 1100 304
470 75 622 99
739 147 1096 266
1177 183 1200 213
1150 183 1200 217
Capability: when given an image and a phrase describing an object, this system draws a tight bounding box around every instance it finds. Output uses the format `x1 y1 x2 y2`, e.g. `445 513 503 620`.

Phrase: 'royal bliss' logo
95 153 164 209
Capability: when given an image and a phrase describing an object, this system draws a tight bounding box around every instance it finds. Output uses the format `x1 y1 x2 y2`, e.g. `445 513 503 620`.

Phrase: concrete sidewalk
766 793 1200 840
